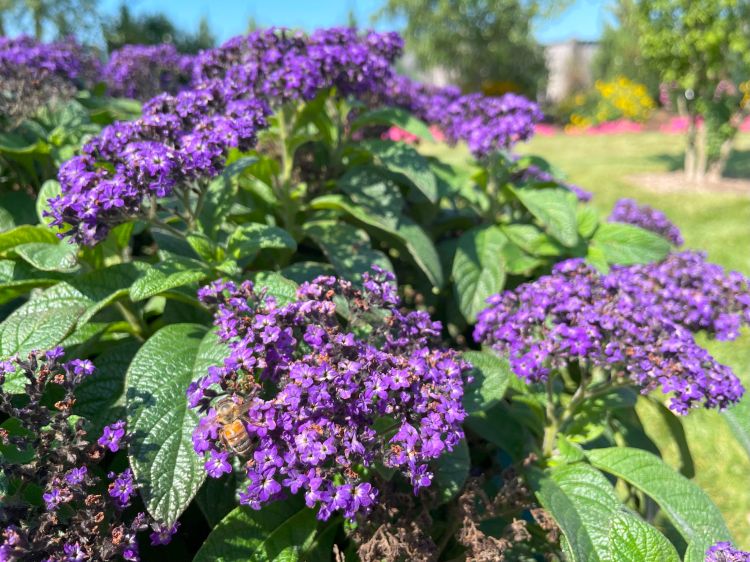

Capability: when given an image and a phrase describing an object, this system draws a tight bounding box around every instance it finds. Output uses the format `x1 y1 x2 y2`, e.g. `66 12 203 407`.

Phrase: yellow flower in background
568 75 655 126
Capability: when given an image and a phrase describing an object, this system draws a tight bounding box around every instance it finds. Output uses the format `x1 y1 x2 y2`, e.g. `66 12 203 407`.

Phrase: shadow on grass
650 149 750 178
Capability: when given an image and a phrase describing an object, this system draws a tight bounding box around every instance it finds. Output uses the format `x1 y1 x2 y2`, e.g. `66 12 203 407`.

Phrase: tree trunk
707 136 735 183
694 123 708 184
684 115 699 182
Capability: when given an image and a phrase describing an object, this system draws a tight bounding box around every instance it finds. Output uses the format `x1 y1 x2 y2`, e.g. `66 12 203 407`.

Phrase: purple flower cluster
706 542 750 561
474 252 750 414
47 80 270 244
0 36 100 125
192 27 404 103
50 28 542 246
104 44 194 101
189 267 470 520
0 350 177 561
609 198 684 246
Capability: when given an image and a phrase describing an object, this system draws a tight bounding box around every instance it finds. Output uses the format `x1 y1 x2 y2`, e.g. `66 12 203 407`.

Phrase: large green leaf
0 225 58 254
193 498 318 562
452 226 507 322
591 223 671 265
351 107 435 142
461 350 511 415
607 512 680 562
14 241 79 272
251 271 299 306
199 156 258 236
310 193 443 287
130 254 210 301
433 439 470 503
0 263 143 361
512 187 579 247
227 223 297 265
304 221 392 283
74 340 139 436
363 140 438 203
530 463 621 562
0 259 64 304
126 325 228 524
587 447 731 545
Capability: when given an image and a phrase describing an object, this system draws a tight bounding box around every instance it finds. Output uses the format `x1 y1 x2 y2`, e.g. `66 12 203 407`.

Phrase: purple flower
149 522 180 546
43 485 68 511
64 466 87 486
108 469 136 508
706 542 750 562
104 44 194 101
98 420 126 452
205 449 232 478
62 542 88 561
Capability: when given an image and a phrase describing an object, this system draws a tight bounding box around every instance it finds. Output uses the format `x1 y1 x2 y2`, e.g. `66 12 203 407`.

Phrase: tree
376 0 547 98
593 0 659 98
103 4 215 54
635 0 750 182
0 0 99 40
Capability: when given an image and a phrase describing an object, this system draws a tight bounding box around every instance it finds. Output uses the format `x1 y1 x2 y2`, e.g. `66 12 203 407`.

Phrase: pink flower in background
383 124 445 144
534 123 557 136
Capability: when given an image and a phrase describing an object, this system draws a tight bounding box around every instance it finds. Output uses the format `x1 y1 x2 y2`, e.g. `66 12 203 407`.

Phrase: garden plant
1 28 750 562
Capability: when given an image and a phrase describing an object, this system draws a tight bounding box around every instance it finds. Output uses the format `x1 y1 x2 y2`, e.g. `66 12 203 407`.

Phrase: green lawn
521 132 750 546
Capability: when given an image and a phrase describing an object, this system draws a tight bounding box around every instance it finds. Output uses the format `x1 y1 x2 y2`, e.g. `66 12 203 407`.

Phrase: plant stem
542 377 559 457
115 301 147 341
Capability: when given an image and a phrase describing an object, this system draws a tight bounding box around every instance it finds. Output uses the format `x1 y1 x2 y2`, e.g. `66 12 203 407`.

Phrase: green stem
115 301 147 341
542 378 559 457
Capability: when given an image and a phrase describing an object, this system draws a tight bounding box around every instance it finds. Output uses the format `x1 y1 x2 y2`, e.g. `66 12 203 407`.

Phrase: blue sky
98 0 614 45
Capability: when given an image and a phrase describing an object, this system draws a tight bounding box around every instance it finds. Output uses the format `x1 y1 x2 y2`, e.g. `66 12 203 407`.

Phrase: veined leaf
36 180 62 227
587 447 731 545
591 223 671 265
462 350 511 415
126 325 229 524
530 463 621 562
251 271 298 306
362 140 438 203
130 255 210 301
227 223 297 265
433 439 470 503
193 498 318 562
512 187 579 248
304 221 392 283
0 225 58 254
452 226 507 322
14 241 79 272
607 512 680 562
722 397 750 461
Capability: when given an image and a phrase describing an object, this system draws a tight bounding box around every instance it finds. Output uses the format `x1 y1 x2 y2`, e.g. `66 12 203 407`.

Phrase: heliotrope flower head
104 43 194 101
189 266 471 520
706 542 750 562
609 198 684 246
474 252 749 414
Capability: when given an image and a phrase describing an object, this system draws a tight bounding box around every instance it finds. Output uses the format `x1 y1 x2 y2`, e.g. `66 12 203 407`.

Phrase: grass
520 131 750 546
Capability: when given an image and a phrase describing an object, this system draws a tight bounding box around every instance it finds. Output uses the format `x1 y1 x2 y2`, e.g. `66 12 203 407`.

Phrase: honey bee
214 396 254 457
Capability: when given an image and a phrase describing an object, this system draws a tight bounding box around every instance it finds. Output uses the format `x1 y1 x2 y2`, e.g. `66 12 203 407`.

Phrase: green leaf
126 325 228 523
607 512 680 562
196 472 240 528
723 397 750 460
363 140 438 203
0 207 14 232
462 350 511 415
194 498 318 562
36 180 62 227
591 223 671 265
304 221 392 283
0 259 64 304
512 187 579 247
577 205 600 238
310 193 443 287
683 539 713 562
199 156 258 236
250 271 299 306
74 340 139 436
452 226 507 323
281 262 336 285
587 447 731 545
433 439 470 503
14 241 79 272
0 225 58 254
530 464 621 562
0 263 144 361
130 255 210 301
351 107 435 142
227 223 297 265
638 398 694 477
186 232 220 263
